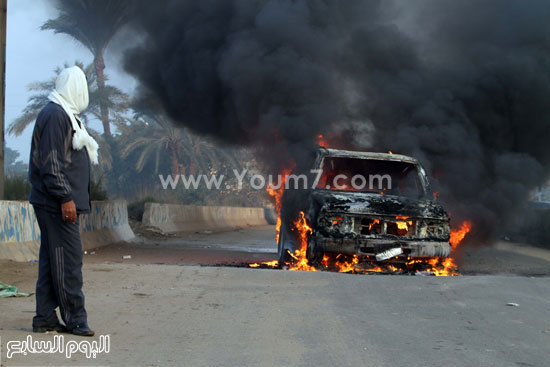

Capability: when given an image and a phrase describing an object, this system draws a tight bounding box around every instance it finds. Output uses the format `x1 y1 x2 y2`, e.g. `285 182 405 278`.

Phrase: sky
4 0 137 163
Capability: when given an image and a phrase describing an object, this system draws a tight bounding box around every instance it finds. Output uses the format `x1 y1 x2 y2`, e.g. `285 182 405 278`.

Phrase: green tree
3 144 27 177
3 144 30 200
42 0 132 136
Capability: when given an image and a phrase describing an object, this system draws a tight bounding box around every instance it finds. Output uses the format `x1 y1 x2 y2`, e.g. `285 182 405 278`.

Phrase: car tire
277 222 297 265
306 237 319 263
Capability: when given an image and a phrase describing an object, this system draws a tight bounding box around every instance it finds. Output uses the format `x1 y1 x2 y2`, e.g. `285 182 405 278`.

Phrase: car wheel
277 222 297 265
306 237 319 263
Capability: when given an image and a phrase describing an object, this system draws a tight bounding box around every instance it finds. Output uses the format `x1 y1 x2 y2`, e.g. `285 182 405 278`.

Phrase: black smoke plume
123 0 550 242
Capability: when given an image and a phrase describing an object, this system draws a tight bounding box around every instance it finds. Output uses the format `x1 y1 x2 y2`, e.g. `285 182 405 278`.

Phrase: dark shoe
33 323 68 333
71 324 95 337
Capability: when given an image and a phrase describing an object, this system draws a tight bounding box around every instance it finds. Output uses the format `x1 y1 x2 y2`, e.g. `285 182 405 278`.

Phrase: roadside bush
3 175 31 200
90 176 108 201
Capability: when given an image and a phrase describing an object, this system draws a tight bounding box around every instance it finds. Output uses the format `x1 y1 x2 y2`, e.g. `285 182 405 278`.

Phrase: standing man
28 66 99 336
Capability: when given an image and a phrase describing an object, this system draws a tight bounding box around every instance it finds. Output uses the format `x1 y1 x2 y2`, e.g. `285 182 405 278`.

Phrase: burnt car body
277 148 451 264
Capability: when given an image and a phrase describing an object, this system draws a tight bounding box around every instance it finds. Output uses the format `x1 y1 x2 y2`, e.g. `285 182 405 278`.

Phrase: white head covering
48 66 99 164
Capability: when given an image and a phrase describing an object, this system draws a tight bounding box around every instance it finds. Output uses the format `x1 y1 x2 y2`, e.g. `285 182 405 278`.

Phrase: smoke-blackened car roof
318 148 420 165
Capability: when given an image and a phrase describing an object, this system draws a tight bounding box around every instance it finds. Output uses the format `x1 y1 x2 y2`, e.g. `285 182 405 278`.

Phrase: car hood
311 190 448 220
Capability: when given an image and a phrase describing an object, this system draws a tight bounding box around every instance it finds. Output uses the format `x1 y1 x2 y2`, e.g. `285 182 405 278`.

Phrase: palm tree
120 112 245 179
42 0 132 136
120 115 184 178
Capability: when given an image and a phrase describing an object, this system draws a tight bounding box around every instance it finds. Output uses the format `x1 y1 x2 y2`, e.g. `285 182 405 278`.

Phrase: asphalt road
88 225 550 276
1 225 549 367
85 225 280 266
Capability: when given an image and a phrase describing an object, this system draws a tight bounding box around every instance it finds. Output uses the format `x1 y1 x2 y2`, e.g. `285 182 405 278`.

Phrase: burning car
277 148 452 267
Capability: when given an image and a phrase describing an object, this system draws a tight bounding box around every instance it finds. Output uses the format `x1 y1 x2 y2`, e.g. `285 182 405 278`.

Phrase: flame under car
277 149 451 265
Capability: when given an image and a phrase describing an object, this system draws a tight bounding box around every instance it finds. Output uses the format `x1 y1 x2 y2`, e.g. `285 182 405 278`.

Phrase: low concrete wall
0 200 134 262
79 200 135 252
0 201 40 262
142 203 269 233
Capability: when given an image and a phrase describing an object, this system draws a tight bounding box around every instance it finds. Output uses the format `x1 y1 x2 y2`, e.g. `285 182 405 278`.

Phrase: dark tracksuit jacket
28 102 91 328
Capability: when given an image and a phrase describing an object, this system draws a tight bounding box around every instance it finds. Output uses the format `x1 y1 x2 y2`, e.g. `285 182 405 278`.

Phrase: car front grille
356 216 417 237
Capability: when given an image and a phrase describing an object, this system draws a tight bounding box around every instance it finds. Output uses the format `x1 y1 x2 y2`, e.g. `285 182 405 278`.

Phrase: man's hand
61 200 77 223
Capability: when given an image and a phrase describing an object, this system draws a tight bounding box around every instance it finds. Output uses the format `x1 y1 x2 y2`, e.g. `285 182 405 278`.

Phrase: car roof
318 148 420 165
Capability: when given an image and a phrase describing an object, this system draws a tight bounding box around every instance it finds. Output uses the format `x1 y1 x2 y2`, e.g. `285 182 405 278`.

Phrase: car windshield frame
314 155 428 198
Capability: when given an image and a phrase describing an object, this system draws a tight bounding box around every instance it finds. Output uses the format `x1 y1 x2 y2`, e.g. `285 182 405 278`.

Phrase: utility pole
0 0 6 199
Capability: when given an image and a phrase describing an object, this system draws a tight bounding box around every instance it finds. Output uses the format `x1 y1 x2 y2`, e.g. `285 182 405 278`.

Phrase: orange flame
265 164 316 271
266 167 294 243
450 221 473 247
431 258 458 276
286 211 317 271
426 220 473 275
249 260 279 268
369 218 380 230
256 217 473 275
395 216 413 231
404 257 459 276
317 134 329 148
334 254 359 273
407 220 473 276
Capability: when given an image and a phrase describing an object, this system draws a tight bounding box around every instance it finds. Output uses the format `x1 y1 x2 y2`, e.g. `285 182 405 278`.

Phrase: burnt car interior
316 157 425 198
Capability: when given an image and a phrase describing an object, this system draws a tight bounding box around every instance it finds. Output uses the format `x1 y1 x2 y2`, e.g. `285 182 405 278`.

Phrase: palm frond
42 0 133 55
8 112 39 136
136 140 164 172
121 136 156 158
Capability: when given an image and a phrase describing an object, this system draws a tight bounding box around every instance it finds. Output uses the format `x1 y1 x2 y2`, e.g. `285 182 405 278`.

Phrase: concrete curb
0 200 135 262
142 203 270 233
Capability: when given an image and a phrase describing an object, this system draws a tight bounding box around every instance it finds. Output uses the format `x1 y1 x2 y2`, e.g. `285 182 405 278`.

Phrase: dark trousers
32 205 87 329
